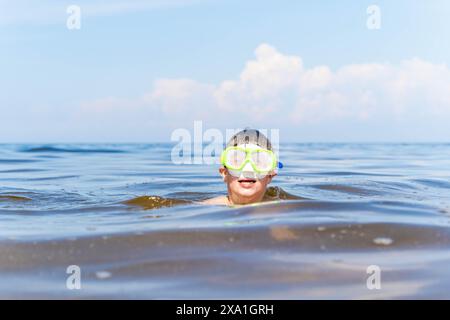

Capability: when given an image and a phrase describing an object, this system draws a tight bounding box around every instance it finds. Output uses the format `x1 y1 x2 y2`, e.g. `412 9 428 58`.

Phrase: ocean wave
20 146 126 153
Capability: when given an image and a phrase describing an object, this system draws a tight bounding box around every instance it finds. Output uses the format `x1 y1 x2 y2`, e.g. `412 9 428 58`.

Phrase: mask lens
251 151 273 171
228 169 267 180
225 149 246 169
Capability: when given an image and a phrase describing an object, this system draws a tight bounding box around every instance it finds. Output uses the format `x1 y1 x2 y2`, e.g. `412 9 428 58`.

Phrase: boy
203 129 278 205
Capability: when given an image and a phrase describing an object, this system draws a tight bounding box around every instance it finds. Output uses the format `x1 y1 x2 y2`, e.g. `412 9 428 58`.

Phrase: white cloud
214 43 303 118
144 78 214 115
74 43 450 141
137 44 450 125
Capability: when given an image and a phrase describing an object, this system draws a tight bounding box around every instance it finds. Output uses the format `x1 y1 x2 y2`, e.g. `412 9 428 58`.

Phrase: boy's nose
241 161 254 172
239 162 257 180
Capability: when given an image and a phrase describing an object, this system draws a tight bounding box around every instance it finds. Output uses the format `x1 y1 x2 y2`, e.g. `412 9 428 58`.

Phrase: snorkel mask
220 143 279 180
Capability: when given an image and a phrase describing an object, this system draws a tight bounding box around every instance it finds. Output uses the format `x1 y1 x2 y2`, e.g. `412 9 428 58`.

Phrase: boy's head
219 129 277 205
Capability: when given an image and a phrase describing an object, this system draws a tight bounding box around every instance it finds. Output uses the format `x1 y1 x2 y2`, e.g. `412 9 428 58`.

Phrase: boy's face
220 169 274 204
219 143 276 204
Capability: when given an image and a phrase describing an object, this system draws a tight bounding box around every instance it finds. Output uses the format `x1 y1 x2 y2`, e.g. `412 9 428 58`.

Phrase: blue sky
1 0 450 142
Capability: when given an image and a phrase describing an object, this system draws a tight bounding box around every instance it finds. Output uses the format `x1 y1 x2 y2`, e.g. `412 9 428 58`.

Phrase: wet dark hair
226 128 272 150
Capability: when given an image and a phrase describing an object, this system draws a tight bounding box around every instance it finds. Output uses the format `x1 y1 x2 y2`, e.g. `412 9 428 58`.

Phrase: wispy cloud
0 0 206 25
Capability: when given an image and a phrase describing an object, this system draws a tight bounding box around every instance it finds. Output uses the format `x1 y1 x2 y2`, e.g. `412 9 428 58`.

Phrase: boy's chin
234 187 260 198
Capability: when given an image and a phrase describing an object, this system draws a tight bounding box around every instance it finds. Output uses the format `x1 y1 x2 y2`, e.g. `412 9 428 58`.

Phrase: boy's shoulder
201 196 229 205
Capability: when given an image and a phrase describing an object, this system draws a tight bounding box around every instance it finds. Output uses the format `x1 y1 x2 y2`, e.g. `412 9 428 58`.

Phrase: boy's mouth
238 178 257 188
